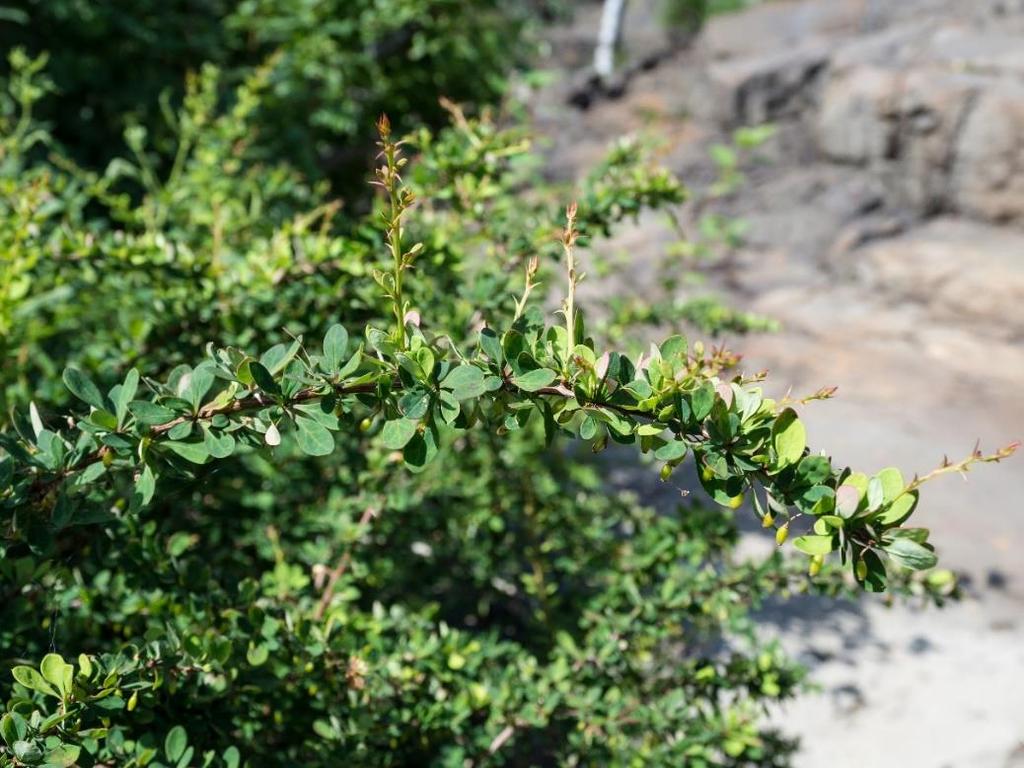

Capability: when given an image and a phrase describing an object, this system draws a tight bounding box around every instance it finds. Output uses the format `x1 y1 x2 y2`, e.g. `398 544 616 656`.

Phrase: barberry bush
0 18 1016 768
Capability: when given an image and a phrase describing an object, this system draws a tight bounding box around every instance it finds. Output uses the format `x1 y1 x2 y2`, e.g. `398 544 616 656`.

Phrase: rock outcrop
690 0 1024 224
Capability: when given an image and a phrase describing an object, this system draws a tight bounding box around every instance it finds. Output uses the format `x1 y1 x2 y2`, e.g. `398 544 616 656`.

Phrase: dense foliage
0 6 1015 768
0 0 554 188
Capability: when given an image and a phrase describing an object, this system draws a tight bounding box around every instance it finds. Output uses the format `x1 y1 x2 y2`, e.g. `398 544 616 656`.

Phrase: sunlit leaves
11 666 57 698
39 654 73 699
770 408 805 469
513 367 557 392
22 319 961 599
792 535 834 556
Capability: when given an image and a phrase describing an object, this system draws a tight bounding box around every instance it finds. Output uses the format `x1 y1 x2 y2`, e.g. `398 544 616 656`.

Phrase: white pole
594 0 628 80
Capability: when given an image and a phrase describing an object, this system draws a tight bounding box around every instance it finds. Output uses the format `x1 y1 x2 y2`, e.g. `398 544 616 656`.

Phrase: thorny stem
905 440 1021 493
561 202 580 372
377 115 410 351
513 255 540 321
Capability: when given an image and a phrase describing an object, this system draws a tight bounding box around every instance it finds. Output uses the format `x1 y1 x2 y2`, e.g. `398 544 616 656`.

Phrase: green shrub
1 33 1016 768
0 0 549 189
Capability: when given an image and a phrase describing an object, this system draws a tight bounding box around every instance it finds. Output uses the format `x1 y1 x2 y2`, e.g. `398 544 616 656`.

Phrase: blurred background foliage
0 0 559 192
0 1 949 766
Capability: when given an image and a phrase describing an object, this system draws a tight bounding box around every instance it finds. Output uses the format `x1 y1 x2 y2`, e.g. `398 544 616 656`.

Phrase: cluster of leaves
1 22 1016 768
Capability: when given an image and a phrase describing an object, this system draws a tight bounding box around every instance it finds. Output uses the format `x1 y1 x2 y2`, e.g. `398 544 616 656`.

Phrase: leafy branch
3 125 1016 596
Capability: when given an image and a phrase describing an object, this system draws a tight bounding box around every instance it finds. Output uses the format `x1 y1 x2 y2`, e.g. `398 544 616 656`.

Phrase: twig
487 723 516 755
314 505 378 621
906 440 1020 493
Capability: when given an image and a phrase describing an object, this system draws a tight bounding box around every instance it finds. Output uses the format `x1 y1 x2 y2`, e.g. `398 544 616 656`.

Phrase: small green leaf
442 365 486 400
295 416 335 456
223 746 241 768
867 476 884 511
63 368 106 410
110 368 140 426
183 364 216 410
698 469 744 508
796 455 830 485
771 408 805 469
249 362 280 395
660 335 687 359
399 387 431 419
438 390 461 424
799 484 835 515
129 400 178 425
381 419 418 450
883 537 937 570
165 725 188 762
40 653 73 698
134 464 156 508
337 347 362 379
479 327 503 365
176 746 195 768
513 368 557 392
13 740 42 763
28 401 44 437
166 440 210 465
321 324 349 373
403 426 439 471
260 339 301 375
690 382 715 421
87 408 118 431
0 712 25 746
792 535 834 556
203 428 236 459
877 467 905 503
11 666 57 697
313 720 336 741
876 489 919 526
44 744 81 767
654 441 687 462
167 420 192 440
246 643 269 666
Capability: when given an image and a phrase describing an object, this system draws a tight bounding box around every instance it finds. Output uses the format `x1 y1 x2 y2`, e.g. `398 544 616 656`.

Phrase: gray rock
857 217 1024 338
698 43 830 125
951 82 1024 222
816 65 900 164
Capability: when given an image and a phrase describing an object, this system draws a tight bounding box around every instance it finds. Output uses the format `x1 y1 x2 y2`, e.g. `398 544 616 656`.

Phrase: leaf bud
855 558 868 581
775 523 789 546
